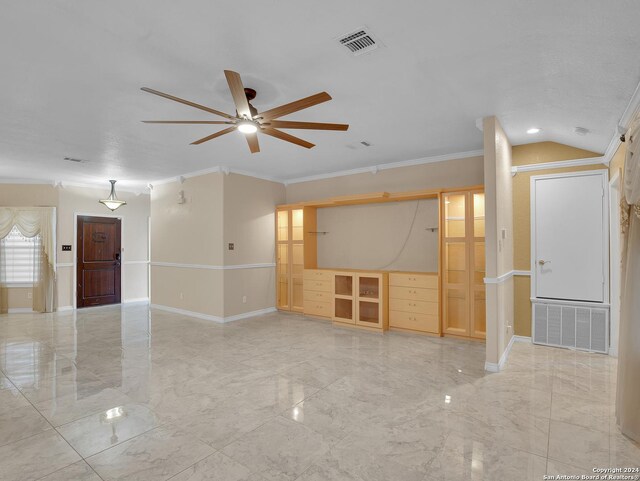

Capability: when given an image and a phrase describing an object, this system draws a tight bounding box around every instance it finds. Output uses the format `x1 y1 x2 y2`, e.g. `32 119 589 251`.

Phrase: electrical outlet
228 243 234 250
242 295 247 304
27 292 32 299
179 292 184 300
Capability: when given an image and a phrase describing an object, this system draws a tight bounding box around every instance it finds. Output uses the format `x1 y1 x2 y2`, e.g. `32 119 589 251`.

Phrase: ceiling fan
141 70 349 154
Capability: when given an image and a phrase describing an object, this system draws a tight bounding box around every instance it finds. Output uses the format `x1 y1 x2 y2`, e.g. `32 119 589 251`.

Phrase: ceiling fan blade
224 70 252 119
259 92 332 120
191 126 236 145
142 120 233 124
269 120 349 131
261 128 315 149
245 132 260 153
141 87 234 119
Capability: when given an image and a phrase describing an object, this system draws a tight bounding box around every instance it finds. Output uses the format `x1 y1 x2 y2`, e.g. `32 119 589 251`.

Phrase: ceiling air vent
337 27 381 56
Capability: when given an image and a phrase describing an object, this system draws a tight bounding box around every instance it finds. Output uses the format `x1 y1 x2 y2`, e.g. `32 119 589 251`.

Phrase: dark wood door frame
76 215 122 308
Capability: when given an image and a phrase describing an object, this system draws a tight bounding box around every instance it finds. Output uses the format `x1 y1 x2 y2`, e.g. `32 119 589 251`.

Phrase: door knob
538 260 551 266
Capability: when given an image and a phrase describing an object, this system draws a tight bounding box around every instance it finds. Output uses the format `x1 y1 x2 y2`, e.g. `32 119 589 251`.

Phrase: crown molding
146 149 484 187
603 78 640 165
0 178 149 194
282 149 484 185
511 156 607 174
149 166 282 187
150 166 221 186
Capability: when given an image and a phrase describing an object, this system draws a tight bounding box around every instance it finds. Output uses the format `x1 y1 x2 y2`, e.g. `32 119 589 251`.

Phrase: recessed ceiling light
527 128 541 135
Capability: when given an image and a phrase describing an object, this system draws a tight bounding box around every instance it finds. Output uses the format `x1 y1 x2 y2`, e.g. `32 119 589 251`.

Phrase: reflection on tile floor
0 304 637 480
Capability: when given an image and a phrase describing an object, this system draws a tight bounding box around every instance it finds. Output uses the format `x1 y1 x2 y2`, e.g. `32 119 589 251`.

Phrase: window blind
1 226 41 285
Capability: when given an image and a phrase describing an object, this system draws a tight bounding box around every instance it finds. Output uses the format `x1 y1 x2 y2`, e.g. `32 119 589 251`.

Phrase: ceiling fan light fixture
237 120 258 134
99 180 127 211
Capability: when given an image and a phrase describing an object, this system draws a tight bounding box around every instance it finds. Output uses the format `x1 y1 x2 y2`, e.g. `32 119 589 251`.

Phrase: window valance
0 207 56 271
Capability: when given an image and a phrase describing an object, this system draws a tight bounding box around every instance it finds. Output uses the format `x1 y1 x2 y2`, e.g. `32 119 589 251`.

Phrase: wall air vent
337 27 382 56
64 157 88 163
532 300 608 353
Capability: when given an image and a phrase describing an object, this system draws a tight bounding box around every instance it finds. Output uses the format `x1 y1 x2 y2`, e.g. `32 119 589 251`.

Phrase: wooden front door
77 216 121 308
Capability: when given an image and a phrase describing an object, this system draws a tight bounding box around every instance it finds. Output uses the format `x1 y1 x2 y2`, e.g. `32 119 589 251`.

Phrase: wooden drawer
304 300 332 318
389 273 438 289
304 279 332 293
304 270 333 283
390 310 439 333
303 290 333 303
389 298 438 315
389 286 438 303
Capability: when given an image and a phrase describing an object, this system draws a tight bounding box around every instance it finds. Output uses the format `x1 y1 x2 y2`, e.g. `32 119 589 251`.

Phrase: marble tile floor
0 304 637 480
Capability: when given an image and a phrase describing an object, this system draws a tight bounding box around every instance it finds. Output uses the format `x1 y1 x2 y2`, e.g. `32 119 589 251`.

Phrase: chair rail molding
150 262 276 270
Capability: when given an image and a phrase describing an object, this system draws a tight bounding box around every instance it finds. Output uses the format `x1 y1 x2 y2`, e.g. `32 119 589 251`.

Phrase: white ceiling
1 1 640 188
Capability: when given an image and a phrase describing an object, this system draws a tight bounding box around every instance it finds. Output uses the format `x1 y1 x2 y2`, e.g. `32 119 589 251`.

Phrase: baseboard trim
223 307 277 323
485 334 516 373
151 304 224 322
484 361 499 373
7 308 34 314
55 299 148 313
513 335 532 343
123 298 150 304
150 304 277 324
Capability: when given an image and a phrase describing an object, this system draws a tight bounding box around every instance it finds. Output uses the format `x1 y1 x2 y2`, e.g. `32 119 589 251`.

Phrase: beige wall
0 184 58 206
316 199 439 272
285 156 484 203
483 116 514 367
609 142 625 181
511 142 603 336
150 172 285 319
151 173 224 265
150 172 224 317
6 287 32 309
223 174 284 266
1 183 150 310
222 174 285 317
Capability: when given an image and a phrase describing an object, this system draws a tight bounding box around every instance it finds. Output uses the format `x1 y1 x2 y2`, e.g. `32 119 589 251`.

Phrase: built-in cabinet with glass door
276 207 317 313
441 190 486 339
332 271 389 331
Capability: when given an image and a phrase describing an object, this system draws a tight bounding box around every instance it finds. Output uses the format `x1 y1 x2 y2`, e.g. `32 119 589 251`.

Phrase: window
1 226 41 285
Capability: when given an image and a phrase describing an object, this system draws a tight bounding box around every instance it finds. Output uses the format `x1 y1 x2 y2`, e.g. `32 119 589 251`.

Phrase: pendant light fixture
99 180 127 211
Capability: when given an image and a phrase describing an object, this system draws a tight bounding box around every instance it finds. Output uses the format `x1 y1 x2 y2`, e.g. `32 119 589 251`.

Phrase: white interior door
532 172 607 302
